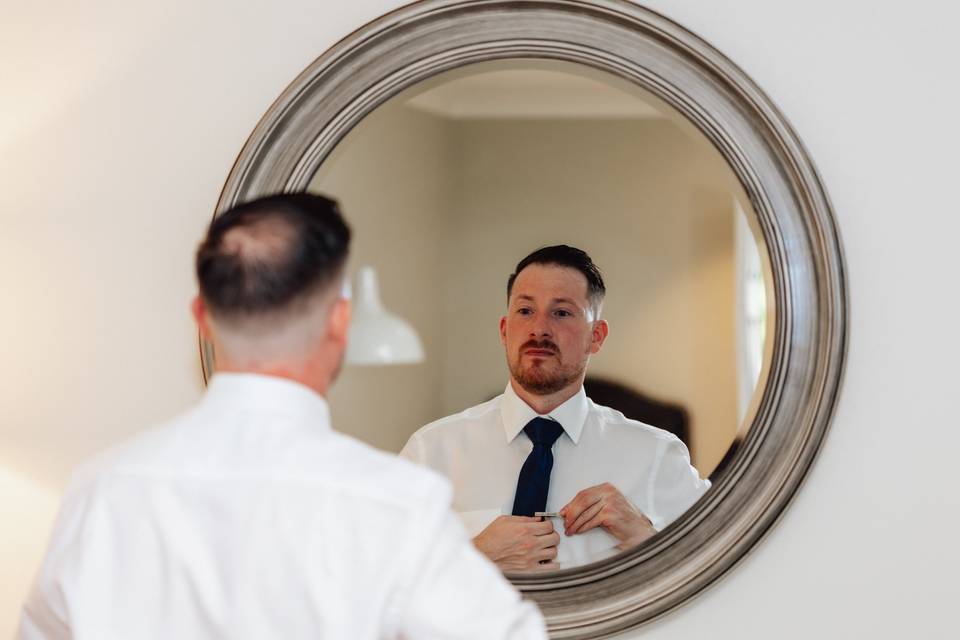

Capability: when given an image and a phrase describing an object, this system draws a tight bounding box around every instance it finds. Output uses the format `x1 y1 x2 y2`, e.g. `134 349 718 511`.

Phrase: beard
508 339 587 395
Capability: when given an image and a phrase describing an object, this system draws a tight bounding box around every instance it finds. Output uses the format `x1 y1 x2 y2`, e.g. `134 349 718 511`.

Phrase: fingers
570 506 608 536
533 560 560 571
566 500 603 535
524 531 558 556
534 544 558 562
536 531 560 548
505 515 555 535
510 516 542 523
524 529 558 562
560 488 603 530
530 519 556 535
510 517 556 535
493 521 560 571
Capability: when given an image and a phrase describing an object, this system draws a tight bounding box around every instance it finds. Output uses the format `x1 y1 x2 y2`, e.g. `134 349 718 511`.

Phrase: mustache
520 339 559 354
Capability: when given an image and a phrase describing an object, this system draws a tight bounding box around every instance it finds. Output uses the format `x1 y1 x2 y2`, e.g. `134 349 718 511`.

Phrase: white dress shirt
20 373 545 640
400 383 710 568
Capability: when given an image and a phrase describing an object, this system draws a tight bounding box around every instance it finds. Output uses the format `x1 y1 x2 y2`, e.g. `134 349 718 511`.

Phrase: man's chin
514 371 568 396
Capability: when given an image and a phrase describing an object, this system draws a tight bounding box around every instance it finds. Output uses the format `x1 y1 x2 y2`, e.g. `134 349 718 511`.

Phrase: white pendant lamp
345 266 425 365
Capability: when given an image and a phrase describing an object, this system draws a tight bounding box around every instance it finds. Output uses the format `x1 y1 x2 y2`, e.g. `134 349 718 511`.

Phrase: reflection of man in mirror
401 245 710 571
21 194 545 639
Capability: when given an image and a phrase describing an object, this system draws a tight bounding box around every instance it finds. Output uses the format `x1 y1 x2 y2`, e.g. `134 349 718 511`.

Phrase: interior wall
442 117 740 474
1 1 958 638
310 102 452 453
0 467 59 635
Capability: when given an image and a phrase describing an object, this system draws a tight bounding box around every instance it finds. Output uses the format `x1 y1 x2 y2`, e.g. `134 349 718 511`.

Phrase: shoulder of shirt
311 431 455 512
405 394 502 443
587 398 686 447
65 406 454 516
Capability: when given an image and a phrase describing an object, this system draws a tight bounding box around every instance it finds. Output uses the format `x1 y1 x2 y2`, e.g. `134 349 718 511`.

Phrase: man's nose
529 315 551 337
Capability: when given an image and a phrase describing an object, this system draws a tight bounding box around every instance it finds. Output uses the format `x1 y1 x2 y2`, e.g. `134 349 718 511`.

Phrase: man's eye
554 309 573 317
517 308 533 315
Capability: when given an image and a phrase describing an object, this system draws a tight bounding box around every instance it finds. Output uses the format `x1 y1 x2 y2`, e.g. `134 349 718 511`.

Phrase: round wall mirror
202 1 846 636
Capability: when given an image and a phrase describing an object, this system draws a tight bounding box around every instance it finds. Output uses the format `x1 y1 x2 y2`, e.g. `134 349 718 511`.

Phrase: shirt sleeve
386 483 546 640
648 436 711 531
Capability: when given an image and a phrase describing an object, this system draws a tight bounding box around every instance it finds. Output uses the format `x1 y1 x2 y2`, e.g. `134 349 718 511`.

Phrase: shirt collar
500 382 588 445
202 372 332 430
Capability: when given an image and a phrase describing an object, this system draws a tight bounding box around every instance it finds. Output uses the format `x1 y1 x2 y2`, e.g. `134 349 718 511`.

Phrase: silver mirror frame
203 1 847 636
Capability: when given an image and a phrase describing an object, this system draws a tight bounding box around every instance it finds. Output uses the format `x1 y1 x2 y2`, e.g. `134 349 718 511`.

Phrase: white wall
0 468 59 634
1 1 957 638
311 101 452 454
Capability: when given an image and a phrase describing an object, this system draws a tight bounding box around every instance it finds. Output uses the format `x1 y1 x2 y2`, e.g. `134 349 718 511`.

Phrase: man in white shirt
20 194 545 639
401 245 709 571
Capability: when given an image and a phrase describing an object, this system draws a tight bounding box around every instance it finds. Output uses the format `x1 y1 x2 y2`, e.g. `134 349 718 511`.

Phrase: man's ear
589 319 609 354
499 315 508 345
191 296 212 340
327 297 352 347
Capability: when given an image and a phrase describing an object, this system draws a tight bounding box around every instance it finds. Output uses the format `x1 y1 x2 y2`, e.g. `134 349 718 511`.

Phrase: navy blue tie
511 417 565 517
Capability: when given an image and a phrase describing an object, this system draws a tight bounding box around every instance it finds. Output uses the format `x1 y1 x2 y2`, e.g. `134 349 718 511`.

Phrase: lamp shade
345 266 425 365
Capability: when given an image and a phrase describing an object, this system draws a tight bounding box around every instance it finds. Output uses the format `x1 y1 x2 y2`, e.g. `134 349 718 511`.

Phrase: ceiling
404 68 665 119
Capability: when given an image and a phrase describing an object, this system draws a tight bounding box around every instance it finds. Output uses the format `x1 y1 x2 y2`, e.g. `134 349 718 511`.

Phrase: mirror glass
308 58 775 570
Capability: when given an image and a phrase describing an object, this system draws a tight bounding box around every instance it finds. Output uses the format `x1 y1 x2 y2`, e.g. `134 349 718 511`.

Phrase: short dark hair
196 193 351 321
506 245 605 310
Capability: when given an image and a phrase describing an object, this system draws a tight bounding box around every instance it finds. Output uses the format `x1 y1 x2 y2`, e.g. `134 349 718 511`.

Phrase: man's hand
472 515 560 572
559 483 656 551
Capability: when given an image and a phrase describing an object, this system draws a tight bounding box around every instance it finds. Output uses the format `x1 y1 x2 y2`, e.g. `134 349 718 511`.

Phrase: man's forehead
510 264 590 303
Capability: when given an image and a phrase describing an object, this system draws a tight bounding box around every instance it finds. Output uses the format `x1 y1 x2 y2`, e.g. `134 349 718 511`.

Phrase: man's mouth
521 341 558 357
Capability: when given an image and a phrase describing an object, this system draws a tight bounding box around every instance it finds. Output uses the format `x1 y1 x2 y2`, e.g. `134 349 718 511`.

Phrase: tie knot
524 417 564 447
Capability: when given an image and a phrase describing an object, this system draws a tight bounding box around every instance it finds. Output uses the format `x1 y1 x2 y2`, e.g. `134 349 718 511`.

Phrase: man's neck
509 377 582 415
215 362 329 398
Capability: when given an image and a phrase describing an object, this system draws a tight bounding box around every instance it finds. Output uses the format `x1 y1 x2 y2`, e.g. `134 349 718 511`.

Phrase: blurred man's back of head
192 193 352 387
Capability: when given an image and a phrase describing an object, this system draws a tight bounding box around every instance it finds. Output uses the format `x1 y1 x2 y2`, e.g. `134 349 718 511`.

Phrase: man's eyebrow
513 294 581 306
